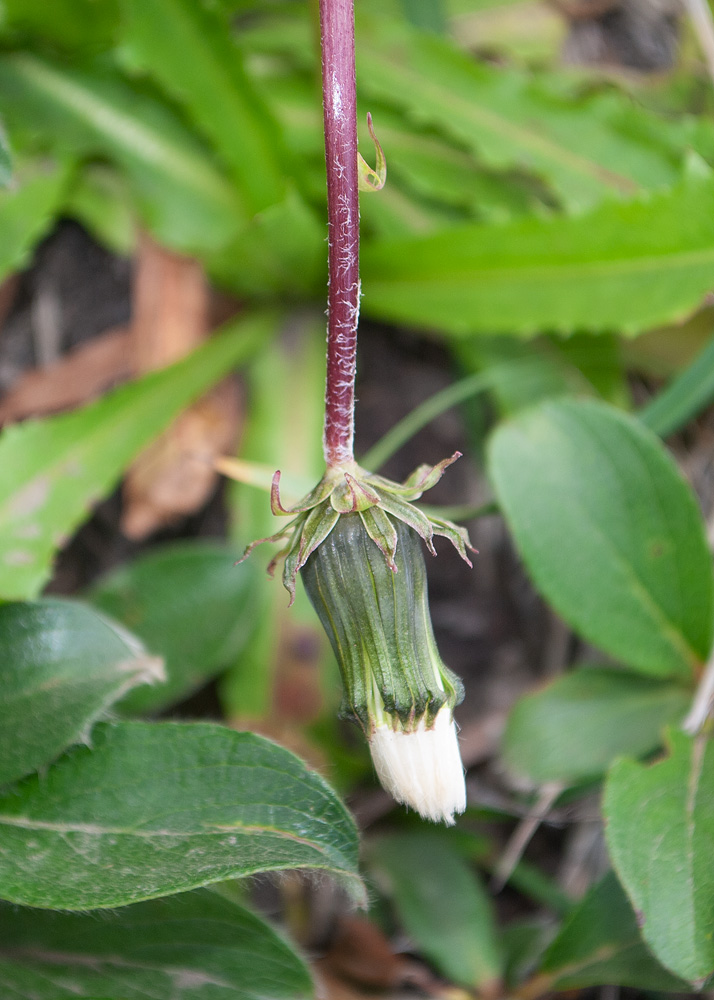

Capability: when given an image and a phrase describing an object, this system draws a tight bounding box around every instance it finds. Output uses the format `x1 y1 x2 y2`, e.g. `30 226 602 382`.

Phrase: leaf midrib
367 245 714 285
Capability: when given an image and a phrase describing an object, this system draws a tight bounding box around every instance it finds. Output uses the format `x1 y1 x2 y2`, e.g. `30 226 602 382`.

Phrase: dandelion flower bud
301 512 466 825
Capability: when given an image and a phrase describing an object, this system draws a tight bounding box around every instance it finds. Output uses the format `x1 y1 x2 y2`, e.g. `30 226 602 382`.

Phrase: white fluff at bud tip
369 705 466 825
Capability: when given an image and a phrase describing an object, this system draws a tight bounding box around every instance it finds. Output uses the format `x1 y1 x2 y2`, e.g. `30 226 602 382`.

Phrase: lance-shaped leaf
0 889 312 1000
0 52 244 253
89 542 257 715
362 170 714 337
605 729 714 984
0 157 72 281
356 14 683 211
120 0 289 214
488 398 714 679
0 721 362 910
0 312 272 602
0 599 162 787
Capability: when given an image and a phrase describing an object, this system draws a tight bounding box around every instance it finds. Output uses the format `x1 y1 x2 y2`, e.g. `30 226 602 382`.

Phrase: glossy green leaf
0 52 244 253
0 157 72 280
356 15 682 211
504 668 691 783
0 721 361 910
488 399 714 679
120 0 288 214
0 889 312 999
362 171 714 337
605 729 714 983
371 832 502 989
536 871 689 991
0 312 273 602
0 598 161 787
90 541 257 714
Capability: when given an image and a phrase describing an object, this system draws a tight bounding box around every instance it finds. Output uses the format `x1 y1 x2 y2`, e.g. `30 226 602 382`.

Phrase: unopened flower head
238 454 475 825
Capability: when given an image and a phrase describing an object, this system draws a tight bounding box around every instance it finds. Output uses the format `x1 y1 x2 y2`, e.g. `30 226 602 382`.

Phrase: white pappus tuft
369 705 466 825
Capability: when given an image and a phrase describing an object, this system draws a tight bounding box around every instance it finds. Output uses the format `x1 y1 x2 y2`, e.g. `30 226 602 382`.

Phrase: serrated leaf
362 172 714 337
371 831 502 989
120 0 288 215
356 15 682 211
0 53 244 253
605 729 714 983
536 871 690 991
0 312 272 602
0 157 72 280
89 542 257 715
504 668 691 784
487 399 713 679
0 721 362 910
0 889 312 1000
0 598 161 787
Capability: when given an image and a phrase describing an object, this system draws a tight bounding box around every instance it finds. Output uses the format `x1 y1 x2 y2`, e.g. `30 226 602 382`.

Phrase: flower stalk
232 0 475 825
320 0 360 468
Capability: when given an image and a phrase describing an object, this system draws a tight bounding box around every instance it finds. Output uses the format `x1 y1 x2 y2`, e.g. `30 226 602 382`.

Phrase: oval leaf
604 728 714 984
0 721 361 910
487 398 713 679
90 541 257 714
0 889 312 1000
371 832 502 989
504 668 691 783
0 598 161 787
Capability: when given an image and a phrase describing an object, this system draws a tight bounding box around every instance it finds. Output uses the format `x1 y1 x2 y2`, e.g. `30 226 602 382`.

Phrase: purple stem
319 0 360 468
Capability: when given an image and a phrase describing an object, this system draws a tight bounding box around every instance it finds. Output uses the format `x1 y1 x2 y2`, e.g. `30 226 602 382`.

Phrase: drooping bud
301 512 466 824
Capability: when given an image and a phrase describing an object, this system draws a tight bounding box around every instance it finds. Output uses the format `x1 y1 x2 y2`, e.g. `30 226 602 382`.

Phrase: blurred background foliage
3 0 714 996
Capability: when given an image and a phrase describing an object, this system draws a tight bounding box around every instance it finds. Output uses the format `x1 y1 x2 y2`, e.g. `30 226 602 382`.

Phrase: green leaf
371 831 502 989
356 15 682 212
487 398 714 679
0 157 72 281
536 871 690 991
120 0 288 215
640 327 714 438
0 0 120 52
504 668 691 784
0 311 273 602
0 889 312 999
0 598 161 787
0 121 12 187
0 52 244 253
222 323 327 719
605 728 714 983
0 721 362 910
90 541 258 714
63 163 136 255
362 171 714 337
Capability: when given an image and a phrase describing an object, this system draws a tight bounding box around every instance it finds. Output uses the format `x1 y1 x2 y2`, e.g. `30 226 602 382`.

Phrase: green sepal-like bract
240 452 474 604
